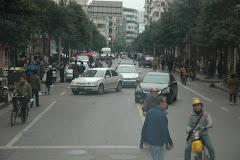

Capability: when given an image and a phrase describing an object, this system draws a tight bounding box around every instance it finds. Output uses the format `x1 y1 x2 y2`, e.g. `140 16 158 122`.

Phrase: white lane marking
220 107 229 112
60 92 66 96
67 86 70 89
1 145 139 150
177 82 213 103
6 101 57 147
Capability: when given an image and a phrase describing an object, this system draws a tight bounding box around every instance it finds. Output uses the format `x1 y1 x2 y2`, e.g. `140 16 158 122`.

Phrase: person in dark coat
217 61 223 79
45 65 52 95
79 61 86 75
60 61 65 82
73 60 80 79
228 74 239 105
29 70 41 107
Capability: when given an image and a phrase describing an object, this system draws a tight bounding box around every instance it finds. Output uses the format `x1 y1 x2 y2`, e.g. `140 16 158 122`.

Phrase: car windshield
120 60 134 65
142 75 169 84
116 66 137 73
81 70 104 77
78 56 88 61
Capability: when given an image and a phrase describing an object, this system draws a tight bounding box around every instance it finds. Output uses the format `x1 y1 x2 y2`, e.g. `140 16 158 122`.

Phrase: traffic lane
10 86 143 146
0 82 70 146
135 64 239 159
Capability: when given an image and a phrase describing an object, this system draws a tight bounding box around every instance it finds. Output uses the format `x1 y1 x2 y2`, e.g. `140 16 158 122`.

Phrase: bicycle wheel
11 108 17 126
21 105 29 123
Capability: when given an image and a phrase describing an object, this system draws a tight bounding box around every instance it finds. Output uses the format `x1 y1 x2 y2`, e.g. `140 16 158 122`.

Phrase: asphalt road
0 59 239 160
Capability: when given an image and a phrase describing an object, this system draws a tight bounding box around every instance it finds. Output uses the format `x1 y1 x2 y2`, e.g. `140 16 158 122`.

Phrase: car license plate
78 86 84 89
125 81 132 84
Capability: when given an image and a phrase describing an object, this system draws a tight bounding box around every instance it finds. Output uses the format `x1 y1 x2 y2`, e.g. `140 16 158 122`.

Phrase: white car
116 65 141 86
70 68 123 95
65 62 89 82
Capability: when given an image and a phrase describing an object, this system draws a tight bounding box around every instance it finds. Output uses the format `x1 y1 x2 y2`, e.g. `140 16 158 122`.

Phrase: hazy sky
89 0 145 11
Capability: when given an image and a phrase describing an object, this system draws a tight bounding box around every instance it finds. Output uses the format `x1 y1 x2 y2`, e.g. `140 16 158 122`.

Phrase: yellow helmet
192 98 203 106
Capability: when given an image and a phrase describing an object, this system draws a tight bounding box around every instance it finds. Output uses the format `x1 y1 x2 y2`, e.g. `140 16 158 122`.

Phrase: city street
0 59 239 160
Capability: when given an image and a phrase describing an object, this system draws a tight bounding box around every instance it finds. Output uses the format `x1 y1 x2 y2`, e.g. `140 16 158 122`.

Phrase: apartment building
144 0 172 26
139 11 145 33
123 8 139 44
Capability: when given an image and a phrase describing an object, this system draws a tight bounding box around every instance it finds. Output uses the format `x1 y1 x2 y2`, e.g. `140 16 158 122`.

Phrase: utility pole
58 0 64 65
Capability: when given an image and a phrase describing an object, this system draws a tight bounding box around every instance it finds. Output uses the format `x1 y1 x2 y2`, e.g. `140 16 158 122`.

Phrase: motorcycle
189 66 196 81
190 127 210 160
106 60 112 68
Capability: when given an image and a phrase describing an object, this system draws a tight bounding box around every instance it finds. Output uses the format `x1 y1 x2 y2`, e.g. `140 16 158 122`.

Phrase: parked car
135 72 178 104
139 56 154 68
116 65 141 87
70 68 123 95
119 59 135 65
65 62 89 82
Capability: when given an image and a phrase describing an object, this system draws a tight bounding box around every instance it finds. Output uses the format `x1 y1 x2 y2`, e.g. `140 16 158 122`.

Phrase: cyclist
140 88 169 149
12 75 32 116
180 65 188 84
184 98 215 160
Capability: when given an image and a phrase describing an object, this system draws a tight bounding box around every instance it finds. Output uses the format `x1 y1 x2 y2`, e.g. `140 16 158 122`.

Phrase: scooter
106 60 112 68
191 127 210 160
189 66 196 81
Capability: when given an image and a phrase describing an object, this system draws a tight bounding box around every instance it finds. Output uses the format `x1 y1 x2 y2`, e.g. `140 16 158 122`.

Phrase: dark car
139 56 154 68
135 72 178 104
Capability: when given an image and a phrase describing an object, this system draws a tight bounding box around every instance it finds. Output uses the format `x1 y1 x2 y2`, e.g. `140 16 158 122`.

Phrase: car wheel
72 91 79 95
98 84 104 94
116 82 122 92
167 93 173 104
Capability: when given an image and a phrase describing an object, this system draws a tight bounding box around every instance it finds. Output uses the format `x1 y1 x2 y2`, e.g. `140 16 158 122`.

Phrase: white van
101 48 111 60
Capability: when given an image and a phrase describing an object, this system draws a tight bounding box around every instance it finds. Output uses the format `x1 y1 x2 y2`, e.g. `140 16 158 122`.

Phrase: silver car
70 68 123 95
65 62 89 82
115 65 141 86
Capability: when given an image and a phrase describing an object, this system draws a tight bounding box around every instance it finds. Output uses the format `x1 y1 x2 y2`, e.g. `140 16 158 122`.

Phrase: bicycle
11 96 33 126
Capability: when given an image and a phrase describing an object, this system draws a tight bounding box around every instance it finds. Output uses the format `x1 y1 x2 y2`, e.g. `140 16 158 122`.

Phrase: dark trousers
13 97 29 114
31 89 39 107
45 85 50 95
229 94 237 103
60 70 64 82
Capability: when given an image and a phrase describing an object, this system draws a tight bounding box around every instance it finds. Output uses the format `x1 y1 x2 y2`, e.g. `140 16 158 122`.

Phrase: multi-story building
123 8 139 44
144 0 172 26
52 0 89 12
138 11 145 33
89 1 125 44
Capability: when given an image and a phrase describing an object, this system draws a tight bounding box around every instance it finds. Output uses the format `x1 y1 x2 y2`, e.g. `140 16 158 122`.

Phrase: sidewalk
173 68 240 97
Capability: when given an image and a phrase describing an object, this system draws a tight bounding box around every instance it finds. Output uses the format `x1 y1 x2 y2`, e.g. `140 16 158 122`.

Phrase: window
161 2 165 7
105 70 112 77
111 70 118 77
97 24 106 29
154 12 159 17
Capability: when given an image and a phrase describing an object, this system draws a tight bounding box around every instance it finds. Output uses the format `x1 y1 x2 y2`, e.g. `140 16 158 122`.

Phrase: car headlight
136 85 142 92
162 87 170 93
87 82 94 86
71 81 77 84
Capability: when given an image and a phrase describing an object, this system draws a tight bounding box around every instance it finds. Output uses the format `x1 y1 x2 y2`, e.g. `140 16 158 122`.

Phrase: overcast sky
89 0 145 11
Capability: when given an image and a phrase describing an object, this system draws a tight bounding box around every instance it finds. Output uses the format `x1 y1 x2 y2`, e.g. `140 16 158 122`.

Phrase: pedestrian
27 61 35 80
168 58 174 73
45 65 52 95
73 60 80 79
141 97 174 160
157 56 161 69
140 88 169 149
152 57 158 71
227 74 239 105
29 70 41 107
24 57 29 67
200 60 204 75
60 61 65 82
161 58 165 71
38 58 45 81
196 59 200 74
79 61 86 75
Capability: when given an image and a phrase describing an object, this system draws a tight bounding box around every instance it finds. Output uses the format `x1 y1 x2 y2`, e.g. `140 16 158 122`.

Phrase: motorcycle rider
185 98 215 160
140 88 169 149
105 54 112 67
